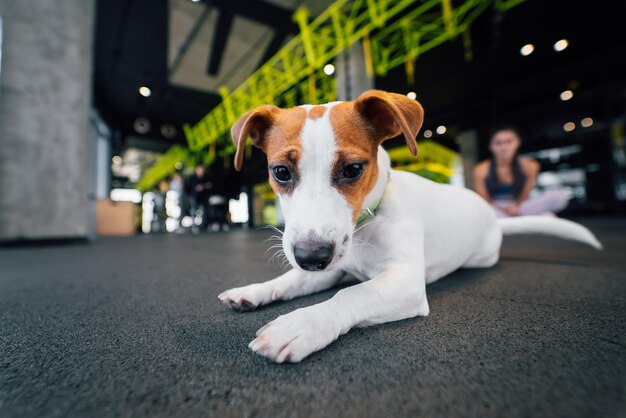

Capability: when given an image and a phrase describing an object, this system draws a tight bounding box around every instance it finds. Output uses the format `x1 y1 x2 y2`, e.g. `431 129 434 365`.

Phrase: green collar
356 197 382 225
356 172 389 225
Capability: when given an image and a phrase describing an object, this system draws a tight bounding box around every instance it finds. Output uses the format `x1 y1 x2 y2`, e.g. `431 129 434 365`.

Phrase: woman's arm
473 162 491 202
517 159 540 203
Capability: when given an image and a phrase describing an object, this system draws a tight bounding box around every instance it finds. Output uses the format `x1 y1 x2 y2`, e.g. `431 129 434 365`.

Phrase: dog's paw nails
250 308 338 363
226 298 256 312
255 323 271 336
218 284 274 311
249 336 268 353
239 299 257 312
276 346 292 363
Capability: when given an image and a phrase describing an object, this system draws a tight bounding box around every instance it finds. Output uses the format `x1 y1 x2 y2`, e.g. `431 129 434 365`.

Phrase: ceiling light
134 117 151 134
436 125 446 135
112 155 122 165
423 129 432 138
563 122 575 132
175 162 183 170
554 39 569 52
581 117 593 128
520 44 534 56
139 86 151 97
161 124 177 139
323 64 335 75
407 91 417 100
560 90 573 101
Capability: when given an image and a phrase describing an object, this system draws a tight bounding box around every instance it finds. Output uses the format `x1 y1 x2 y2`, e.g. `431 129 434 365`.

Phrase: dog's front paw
249 306 340 363
218 283 277 312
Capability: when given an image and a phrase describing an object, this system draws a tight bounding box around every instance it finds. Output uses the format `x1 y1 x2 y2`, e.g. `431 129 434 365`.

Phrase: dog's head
232 90 424 272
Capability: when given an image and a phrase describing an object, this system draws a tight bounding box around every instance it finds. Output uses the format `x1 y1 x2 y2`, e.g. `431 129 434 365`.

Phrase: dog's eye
272 165 292 183
343 163 363 179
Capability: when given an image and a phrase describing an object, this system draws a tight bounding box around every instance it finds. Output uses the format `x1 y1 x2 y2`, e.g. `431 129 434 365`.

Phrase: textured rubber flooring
1 218 625 418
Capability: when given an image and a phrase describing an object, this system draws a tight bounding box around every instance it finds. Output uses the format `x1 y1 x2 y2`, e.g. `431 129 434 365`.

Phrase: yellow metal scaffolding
137 0 523 191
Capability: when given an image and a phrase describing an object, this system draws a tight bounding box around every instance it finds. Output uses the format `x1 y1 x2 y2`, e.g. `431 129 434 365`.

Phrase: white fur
498 217 602 249
219 105 602 363
279 103 354 271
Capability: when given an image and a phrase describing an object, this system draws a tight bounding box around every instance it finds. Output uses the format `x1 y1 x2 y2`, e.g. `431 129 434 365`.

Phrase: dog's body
219 91 601 363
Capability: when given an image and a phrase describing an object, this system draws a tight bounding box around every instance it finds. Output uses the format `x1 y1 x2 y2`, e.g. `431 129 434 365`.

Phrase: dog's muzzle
293 241 334 271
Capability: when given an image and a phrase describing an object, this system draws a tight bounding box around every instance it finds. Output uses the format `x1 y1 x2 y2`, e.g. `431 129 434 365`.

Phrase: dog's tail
498 216 603 250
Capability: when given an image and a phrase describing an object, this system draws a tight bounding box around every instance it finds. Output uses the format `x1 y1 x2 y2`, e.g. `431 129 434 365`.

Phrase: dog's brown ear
353 90 424 156
231 105 280 171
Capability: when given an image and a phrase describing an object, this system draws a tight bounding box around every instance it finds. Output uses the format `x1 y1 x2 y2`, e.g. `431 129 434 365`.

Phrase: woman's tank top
485 159 526 200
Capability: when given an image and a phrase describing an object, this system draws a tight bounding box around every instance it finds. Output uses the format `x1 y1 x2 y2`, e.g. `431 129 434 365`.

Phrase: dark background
93 0 626 212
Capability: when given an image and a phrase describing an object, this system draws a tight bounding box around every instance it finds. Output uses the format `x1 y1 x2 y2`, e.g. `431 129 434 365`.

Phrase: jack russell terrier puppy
218 90 602 363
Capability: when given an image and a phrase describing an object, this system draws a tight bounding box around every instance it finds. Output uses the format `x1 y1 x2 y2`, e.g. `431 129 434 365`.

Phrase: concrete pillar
0 0 95 241
335 41 374 101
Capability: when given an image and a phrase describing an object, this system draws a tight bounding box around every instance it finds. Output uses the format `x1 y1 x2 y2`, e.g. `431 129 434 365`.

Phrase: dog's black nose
293 243 334 271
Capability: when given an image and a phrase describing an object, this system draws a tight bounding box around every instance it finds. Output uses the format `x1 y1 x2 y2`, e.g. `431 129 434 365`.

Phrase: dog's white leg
218 269 341 312
250 262 428 363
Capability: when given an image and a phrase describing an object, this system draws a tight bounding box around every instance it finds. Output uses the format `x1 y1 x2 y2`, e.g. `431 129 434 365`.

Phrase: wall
0 0 95 241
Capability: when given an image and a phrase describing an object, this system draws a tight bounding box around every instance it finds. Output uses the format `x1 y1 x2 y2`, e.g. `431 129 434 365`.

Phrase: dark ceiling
94 0 626 157
377 1 626 145
94 0 320 152
95 0 216 149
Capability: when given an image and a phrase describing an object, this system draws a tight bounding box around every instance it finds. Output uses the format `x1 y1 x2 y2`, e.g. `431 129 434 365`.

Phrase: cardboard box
96 199 136 236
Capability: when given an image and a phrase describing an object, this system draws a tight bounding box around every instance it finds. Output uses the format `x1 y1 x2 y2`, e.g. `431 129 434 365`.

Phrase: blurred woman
473 127 569 218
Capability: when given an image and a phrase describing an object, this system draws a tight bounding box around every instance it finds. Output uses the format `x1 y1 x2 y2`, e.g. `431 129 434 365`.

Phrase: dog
218 90 602 363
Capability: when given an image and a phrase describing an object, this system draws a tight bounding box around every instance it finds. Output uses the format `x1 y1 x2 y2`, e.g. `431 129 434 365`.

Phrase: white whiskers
260 225 291 270
353 219 376 235
259 224 284 235
352 237 374 249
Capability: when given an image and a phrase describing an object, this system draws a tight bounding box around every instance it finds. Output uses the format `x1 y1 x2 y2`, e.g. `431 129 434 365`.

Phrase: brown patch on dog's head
353 90 424 156
231 91 423 218
328 90 424 221
231 105 279 171
307 105 327 120
231 105 307 194
329 102 380 222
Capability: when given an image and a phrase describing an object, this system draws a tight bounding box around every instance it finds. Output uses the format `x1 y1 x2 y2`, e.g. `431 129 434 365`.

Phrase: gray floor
1 218 625 418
